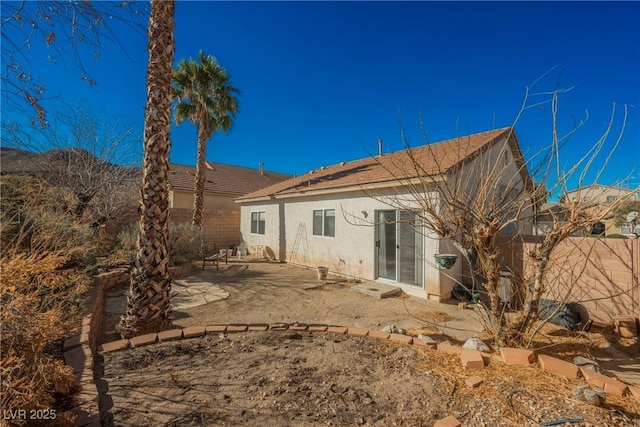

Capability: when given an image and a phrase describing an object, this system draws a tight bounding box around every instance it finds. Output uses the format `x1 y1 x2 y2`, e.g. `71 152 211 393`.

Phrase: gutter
235 176 444 204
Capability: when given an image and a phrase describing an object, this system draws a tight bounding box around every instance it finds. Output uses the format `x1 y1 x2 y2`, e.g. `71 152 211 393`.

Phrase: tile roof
168 162 292 196
237 127 516 201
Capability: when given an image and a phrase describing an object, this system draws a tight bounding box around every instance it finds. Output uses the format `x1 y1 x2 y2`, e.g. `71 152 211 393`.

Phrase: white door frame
374 209 423 291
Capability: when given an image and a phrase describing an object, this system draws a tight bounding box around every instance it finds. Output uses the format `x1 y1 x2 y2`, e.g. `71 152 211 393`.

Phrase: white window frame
620 224 634 235
312 209 335 237
250 211 266 235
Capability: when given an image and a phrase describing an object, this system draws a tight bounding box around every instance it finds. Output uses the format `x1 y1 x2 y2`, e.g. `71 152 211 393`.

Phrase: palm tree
118 0 175 338
172 51 239 227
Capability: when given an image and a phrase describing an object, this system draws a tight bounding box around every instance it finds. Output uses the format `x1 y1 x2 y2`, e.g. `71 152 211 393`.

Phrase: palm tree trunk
119 0 175 338
191 119 210 227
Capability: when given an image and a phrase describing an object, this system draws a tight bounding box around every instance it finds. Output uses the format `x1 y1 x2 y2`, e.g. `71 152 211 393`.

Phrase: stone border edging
63 260 639 426
97 323 640 405
61 263 194 427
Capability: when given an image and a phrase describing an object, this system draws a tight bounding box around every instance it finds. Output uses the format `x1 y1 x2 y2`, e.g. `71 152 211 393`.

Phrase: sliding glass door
376 210 422 286
376 210 397 280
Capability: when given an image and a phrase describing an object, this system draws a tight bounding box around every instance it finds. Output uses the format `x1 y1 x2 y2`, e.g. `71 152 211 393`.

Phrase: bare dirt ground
98 261 640 427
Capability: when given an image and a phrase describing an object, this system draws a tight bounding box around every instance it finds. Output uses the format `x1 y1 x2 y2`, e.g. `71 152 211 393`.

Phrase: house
168 162 292 247
563 184 638 205
560 184 639 236
532 202 590 237
236 127 534 301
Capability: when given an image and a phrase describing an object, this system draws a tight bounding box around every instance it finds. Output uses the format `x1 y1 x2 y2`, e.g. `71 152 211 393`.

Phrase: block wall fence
170 207 241 249
462 236 640 324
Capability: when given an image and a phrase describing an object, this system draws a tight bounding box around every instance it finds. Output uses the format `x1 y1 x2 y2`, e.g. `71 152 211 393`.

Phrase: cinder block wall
464 236 639 324
170 208 241 249
530 237 639 324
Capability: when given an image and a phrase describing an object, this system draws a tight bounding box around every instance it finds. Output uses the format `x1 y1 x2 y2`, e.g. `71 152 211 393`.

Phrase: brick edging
98 322 640 407
64 259 638 425
62 262 195 427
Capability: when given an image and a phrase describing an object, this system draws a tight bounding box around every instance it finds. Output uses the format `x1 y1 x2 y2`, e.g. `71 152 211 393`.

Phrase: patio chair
202 243 228 271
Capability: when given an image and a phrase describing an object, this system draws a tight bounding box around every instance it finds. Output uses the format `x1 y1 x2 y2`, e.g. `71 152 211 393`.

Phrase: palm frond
171 50 239 135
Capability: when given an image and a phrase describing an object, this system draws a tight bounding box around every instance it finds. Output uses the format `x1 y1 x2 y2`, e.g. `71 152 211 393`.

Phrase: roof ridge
236 127 515 201
306 127 513 173
169 161 292 177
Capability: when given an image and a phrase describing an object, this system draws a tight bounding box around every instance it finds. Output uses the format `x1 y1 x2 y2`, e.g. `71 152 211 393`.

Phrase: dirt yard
97 261 640 426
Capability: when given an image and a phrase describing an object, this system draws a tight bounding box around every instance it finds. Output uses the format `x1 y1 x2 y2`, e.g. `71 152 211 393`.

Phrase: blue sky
2 1 639 194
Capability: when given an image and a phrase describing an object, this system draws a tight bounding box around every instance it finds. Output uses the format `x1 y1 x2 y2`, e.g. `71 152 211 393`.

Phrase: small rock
462 337 490 352
583 387 606 406
572 383 590 400
573 356 599 371
417 334 437 345
573 383 606 406
381 325 406 334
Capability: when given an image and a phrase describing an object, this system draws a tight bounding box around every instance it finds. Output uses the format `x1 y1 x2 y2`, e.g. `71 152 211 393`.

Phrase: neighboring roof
536 203 569 214
564 184 639 195
237 127 520 201
0 147 292 197
168 162 292 196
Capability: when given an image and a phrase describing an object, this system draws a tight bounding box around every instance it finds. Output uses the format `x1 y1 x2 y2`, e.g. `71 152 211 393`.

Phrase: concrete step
351 283 401 299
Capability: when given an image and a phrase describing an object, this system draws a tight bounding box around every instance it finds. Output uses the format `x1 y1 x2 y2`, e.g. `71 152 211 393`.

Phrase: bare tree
350 74 631 347
1 103 140 228
1 1 146 126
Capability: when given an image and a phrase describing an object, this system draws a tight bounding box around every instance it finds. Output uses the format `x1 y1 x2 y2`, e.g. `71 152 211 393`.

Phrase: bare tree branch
344 73 632 346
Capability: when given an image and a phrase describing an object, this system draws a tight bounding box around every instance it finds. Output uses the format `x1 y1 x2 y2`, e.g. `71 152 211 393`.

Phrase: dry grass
1 176 98 426
0 253 89 426
530 323 639 361
414 341 640 425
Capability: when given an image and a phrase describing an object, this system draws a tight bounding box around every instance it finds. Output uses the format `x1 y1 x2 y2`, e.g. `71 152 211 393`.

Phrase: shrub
168 223 204 265
1 175 95 425
1 175 97 267
0 253 88 426
111 222 203 266
109 223 139 266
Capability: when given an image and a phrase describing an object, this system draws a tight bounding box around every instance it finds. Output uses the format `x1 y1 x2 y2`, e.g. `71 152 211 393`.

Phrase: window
250 211 265 235
621 224 633 235
590 222 605 236
312 209 335 237
606 195 618 203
